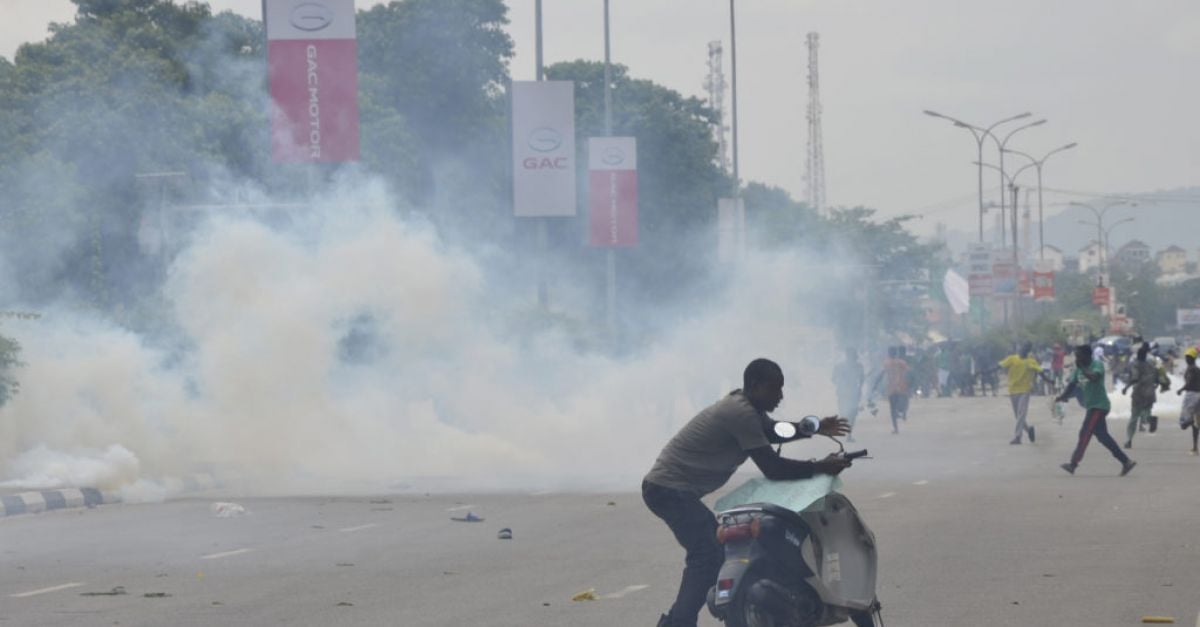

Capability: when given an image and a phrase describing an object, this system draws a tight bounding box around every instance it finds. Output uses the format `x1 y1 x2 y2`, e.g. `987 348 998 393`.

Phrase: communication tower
705 41 730 173
805 32 826 215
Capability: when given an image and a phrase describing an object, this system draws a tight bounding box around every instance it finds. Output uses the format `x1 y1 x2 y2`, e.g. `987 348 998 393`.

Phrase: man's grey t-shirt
644 391 771 496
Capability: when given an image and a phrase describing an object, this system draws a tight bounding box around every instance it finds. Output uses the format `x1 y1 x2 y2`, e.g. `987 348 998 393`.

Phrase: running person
1055 345 1137 476
1121 343 1158 448
1176 348 1200 455
999 342 1051 445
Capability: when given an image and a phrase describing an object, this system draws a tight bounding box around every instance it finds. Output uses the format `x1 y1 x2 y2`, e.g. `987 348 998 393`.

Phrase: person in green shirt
999 342 1053 445
1055 345 1137 476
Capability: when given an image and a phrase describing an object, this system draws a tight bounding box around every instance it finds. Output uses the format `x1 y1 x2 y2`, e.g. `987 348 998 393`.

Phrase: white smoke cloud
0 172 858 496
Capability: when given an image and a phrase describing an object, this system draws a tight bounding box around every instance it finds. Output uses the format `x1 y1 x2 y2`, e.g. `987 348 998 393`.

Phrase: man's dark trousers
642 480 721 627
1071 408 1130 466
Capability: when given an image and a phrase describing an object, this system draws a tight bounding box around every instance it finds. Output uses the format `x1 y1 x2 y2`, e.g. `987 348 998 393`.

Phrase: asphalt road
2 393 1199 626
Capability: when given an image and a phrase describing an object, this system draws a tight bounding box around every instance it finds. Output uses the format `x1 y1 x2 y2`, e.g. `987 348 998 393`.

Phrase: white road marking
599 585 650 599
878 492 896 499
201 548 255 560
11 582 85 598
530 490 554 496
339 523 379 533
913 480 929 486
445 504 476 512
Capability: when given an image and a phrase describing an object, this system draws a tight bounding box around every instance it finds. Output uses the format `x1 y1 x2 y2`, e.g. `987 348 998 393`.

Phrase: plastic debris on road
1141 617 1175 624
450 511 483 522
211 502 247 518
571 588 597 602
497 528 512 539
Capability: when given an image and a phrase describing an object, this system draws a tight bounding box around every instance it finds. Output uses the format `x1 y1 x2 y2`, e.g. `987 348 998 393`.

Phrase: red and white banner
588 137 638 247
1032 271 1055 302
1092 286 1111 307
511 81 576 217
267 0 360 162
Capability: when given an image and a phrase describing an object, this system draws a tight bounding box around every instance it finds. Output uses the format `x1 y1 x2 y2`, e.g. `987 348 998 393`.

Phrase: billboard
1178 308 1200 327
511 81 576 217
966 243 993 297
1032 271 1055 302
266 0 360 163
992 260 1017 298
588 137 638 247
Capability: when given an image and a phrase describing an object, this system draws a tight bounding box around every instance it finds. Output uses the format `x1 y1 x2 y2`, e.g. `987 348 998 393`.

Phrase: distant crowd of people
831 335 1200 461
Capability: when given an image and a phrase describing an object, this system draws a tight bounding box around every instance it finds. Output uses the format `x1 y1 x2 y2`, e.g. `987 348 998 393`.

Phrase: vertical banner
1033 259 1055 302
267 0 360 162
588 137 638 247
511 81 576 217
717 198 745 263
992 259 1016 299
966 243 993 297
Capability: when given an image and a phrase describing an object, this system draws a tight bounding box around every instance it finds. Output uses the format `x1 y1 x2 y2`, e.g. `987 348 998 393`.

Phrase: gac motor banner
266 0 360 162
588 137 638 247
511 81 576 217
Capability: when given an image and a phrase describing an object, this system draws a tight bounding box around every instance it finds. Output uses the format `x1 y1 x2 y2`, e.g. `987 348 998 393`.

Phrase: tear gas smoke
0 173 865 496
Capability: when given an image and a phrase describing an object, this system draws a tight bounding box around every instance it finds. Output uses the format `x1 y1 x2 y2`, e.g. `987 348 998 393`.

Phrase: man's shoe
1028 426 1036 443
1060 462 1076 475
655 614 674 627
1010 436 1022 445
1123 441 1132 449
1120 460 1137 476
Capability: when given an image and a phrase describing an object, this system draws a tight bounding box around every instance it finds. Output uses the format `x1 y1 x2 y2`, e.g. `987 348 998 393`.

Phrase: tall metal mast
705 41 730 173
805 32 826 215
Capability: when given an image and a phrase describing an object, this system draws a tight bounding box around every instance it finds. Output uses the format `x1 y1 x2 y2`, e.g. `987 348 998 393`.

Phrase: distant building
1157 245 1188 275
1063 256 1080 273
1078 241 1103 274
1037 245 1065 272
1115 240 1152 267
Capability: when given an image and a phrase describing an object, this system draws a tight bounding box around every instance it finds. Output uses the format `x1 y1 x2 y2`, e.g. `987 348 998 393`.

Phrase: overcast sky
3 0 1198 237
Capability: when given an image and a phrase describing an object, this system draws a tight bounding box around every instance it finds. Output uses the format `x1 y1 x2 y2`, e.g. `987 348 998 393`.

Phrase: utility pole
603 0 616 339
534 0 548 309
805 32 826 215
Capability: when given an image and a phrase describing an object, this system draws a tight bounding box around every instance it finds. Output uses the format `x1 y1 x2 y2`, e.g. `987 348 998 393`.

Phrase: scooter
706 419 883 627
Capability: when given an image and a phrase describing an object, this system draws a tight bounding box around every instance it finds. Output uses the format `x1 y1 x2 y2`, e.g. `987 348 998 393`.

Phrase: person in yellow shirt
999 342 1052 445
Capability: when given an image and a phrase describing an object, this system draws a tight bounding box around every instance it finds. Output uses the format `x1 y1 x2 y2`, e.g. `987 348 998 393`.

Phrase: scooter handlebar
844 449 869 461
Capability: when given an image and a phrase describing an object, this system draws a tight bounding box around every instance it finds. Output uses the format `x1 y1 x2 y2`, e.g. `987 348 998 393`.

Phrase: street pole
535 0 548 309
729 0 739 200
1004 142 1076 260
603 0 616 339
996 118 1046 250
923 110 1032 242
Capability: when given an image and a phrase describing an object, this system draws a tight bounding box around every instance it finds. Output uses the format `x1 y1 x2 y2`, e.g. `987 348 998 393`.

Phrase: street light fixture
996 118 1046 235
1004 142 1078 259
1071 199 1136 275
923 110 1032 242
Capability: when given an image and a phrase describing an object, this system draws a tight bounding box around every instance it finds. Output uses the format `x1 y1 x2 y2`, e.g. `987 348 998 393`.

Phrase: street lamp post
1004 142 1078 259
976 161 1036 325
1070 199 1135 275
996 118 1046 238
923 110 1032 242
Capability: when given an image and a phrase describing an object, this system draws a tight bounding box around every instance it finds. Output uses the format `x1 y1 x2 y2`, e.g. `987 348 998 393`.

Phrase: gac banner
588 137 638 247
266 0 360 162
512 81 576 217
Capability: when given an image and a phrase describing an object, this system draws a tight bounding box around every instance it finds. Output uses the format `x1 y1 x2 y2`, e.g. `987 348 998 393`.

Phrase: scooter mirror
773 421 797 439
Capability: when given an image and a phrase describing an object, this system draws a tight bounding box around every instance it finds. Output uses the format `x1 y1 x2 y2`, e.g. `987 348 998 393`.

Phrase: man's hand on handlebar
818 416 851 437
815 453 852 475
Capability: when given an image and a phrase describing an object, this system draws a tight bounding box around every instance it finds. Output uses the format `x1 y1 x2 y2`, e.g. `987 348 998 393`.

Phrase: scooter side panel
799 493 878 611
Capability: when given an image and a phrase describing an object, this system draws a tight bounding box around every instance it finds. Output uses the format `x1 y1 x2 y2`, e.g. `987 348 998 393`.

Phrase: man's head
898 345 907 358
743 358 784 413
1020 342 1033 358
1137 343 1150 362
887 346 897 358
1187 347 1197 365
1075 344 1093 367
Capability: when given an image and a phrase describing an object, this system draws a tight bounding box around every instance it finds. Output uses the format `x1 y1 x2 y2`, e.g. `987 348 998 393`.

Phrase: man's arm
748 447 849 481
1056 379 1079 403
